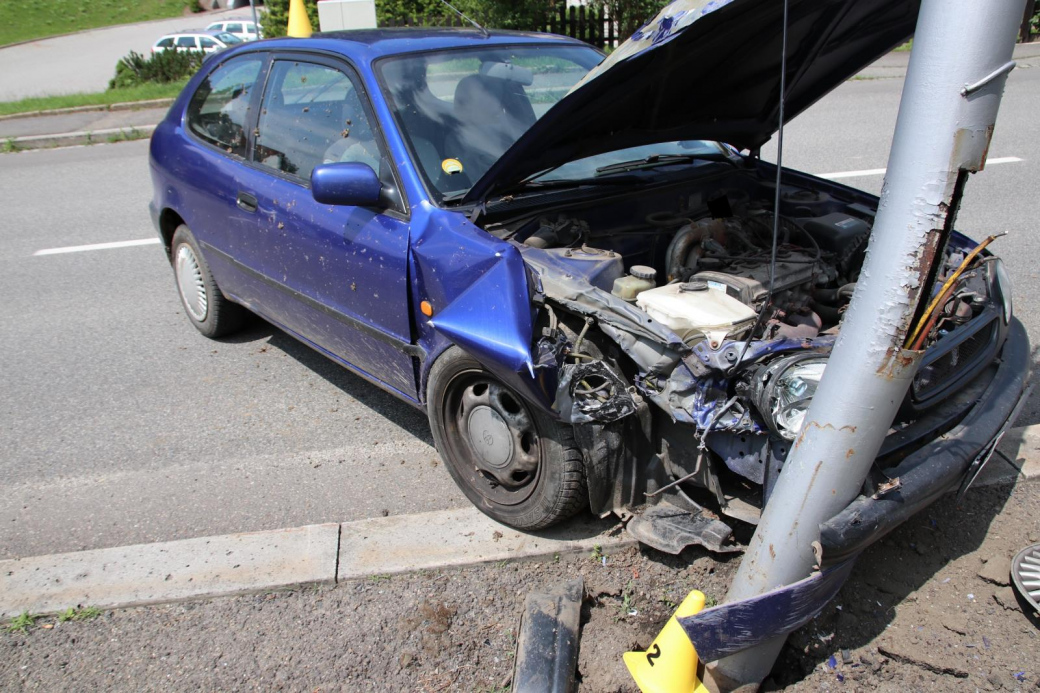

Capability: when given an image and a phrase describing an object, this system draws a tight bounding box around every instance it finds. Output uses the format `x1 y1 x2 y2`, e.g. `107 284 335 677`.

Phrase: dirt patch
2 482 1037 692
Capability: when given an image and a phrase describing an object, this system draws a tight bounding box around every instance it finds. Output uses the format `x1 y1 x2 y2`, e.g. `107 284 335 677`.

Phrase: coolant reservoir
636 280 757 345
611 265 657 302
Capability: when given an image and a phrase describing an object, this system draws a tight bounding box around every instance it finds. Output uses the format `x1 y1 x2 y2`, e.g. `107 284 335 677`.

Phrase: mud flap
627 503 742 555
512 578 584 693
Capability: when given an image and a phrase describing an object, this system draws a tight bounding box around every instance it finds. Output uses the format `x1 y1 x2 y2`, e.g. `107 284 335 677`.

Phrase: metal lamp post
705 0 1027 689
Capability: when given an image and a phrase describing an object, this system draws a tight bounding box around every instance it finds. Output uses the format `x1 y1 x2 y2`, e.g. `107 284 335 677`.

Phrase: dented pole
705 0 1026 689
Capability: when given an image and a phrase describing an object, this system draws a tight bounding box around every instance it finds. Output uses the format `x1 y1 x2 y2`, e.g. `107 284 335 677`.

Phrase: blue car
149 0 1028 558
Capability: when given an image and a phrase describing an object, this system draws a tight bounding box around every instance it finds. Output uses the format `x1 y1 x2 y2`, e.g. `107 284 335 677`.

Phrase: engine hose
665 219 724 281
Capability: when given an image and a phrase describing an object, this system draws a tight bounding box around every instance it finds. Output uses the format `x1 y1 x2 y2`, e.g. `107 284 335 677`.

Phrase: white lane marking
819 156 1023 180
33 238 160 256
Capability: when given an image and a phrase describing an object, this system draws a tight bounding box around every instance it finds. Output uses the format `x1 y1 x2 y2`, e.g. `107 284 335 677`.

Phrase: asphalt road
1 56 1038 561
0 8 254 101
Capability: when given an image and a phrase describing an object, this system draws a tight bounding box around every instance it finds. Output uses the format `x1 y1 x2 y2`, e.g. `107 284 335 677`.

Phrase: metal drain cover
1011 543 1040 615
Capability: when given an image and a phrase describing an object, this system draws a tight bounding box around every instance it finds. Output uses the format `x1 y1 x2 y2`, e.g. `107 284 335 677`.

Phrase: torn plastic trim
680 556 858 664
554 360 638 424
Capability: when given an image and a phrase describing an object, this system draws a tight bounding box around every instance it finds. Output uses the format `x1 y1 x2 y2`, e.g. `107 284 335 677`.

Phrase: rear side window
175 36 198 49
186 55 264 158
253 60 383 181
156 37 175 48
226 23 243 33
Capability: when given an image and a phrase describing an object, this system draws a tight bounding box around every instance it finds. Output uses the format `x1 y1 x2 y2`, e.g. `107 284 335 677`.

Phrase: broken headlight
751 354 828 440
991 258 1013 323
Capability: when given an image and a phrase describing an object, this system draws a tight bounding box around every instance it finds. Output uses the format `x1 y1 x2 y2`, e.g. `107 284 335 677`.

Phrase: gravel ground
2 481 1038 692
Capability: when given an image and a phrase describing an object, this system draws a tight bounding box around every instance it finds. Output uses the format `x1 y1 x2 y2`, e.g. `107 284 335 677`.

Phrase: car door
199 36 220 54
227 54 418 399
179 52 269 302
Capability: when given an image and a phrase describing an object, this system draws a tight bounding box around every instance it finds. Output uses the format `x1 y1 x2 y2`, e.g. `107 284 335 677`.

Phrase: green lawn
0 81 188 116
0 0 192 47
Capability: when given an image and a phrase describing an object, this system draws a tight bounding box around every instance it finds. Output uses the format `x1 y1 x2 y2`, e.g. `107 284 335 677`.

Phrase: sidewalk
0 105 168 144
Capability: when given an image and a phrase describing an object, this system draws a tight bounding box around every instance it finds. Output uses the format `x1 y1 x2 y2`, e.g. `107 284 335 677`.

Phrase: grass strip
0 81 186 116
0 0 191 46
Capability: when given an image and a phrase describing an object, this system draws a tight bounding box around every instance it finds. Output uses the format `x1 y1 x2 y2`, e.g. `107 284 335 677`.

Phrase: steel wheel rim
175 244 208 322
442 370 542 507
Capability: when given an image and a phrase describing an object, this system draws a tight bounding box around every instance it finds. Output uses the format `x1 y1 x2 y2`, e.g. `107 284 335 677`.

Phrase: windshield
216 32 243 44
377 44 603 203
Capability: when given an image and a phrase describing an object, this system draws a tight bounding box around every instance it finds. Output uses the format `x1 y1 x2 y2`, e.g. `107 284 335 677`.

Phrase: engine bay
484 173 1001 547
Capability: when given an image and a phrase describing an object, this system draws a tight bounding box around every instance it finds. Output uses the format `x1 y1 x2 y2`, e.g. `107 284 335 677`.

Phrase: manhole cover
1011 543 1040 615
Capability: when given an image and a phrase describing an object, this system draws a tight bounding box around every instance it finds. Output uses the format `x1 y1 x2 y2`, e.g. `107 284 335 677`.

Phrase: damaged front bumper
820 317 1031 564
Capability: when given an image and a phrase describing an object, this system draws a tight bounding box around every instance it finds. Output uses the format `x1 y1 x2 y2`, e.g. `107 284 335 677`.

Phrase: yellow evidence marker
441 158 464 175
623 590 710 693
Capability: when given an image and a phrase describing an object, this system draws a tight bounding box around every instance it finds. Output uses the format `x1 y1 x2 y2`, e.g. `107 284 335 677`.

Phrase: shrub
108 50 204 90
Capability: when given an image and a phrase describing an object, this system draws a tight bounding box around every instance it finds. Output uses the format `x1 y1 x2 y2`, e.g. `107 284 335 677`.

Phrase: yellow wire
904 234 1000 349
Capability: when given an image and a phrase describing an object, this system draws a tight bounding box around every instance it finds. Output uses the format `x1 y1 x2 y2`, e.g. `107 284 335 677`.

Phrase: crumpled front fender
411 209 552 410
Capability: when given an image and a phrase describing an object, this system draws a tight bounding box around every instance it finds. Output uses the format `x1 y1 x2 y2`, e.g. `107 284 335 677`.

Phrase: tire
170 225 246 338
427 347 587 530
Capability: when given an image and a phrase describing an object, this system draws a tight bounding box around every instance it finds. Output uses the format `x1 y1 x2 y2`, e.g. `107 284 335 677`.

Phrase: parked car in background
152 30 243 55
205 19 261 41
148 3 1028 563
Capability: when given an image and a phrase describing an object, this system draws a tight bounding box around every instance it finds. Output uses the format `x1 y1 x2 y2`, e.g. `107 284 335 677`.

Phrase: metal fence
381 5 624 50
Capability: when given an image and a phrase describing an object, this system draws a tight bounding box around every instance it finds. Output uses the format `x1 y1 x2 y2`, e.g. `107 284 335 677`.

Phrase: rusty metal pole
704 0 1026 689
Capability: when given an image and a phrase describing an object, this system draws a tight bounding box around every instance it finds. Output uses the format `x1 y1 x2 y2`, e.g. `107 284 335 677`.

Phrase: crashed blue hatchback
149 0 1029 560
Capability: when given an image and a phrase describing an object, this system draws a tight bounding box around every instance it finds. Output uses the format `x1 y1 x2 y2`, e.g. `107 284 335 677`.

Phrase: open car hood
462 0 919 204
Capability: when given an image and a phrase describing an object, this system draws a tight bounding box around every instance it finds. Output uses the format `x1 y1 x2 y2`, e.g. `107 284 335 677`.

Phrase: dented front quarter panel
409 203 551 409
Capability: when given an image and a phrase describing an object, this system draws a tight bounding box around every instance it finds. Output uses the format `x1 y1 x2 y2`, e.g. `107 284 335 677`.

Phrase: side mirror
310 162 383 207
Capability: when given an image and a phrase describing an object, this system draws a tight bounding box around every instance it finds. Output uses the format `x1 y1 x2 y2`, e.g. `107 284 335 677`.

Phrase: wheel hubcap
175 244 208 322
448 376 541 502
467 406 514 469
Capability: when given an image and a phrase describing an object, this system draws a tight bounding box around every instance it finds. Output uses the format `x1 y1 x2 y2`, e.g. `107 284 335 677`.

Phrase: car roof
264 28 587 63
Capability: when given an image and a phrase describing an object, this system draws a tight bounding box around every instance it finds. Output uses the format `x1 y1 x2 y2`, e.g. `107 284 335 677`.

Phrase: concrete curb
4 124 156 152
338 508 634 580
0 98 174 122
1 426 1036 620
0 524 340 618
0 508 631 619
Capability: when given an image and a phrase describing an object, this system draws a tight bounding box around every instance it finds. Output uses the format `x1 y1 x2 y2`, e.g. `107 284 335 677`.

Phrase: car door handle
236 192 258 213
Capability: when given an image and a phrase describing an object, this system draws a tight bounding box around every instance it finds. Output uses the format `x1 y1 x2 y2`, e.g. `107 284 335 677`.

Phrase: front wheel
427 348 587 530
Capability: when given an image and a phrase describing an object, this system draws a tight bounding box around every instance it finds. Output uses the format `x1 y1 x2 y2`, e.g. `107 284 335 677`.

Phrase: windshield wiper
595 152 738 176
502 174 643 193
441 173 644 207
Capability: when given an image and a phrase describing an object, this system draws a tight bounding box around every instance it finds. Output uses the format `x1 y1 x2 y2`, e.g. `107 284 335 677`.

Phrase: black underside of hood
463 0 920 204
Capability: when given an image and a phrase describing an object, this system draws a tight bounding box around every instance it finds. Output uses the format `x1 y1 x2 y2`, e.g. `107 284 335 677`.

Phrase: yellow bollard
623 590 710 693
286 0 313 38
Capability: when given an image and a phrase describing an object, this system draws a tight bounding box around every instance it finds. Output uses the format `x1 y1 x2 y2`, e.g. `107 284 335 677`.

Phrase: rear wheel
171 225 245 338
427 348 587 530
